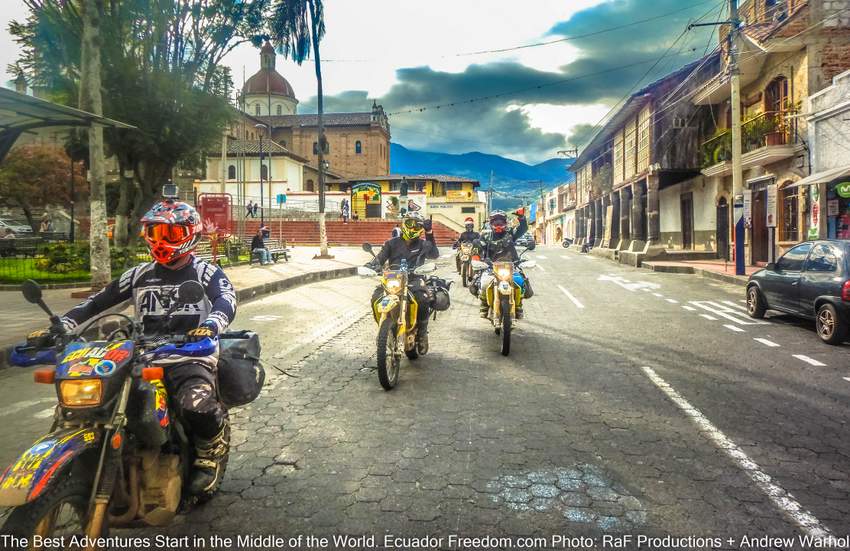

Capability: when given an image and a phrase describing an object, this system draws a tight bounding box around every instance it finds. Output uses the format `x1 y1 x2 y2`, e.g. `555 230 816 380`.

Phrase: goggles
491 220 507 230
403 219 423 230
144 223 191 244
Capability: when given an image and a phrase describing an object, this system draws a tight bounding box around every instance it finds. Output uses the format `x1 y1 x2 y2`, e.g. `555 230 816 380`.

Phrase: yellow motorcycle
358 244 438 390
456 242 475 288
471 256 536 356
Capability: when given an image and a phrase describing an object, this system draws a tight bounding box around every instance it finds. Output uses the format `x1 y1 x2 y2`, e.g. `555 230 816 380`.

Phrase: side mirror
177 280 205 304
518 260 536 270
766 262 776 271
362 243 373 254
471 260 489 271
21 279 43 304
414 262 436 275
357 266 378 277
527 241 536 251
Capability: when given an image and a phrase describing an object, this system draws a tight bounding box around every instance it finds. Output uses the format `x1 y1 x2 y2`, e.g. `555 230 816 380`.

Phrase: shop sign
834 181 850 198
828 199 840 217
446 190 473 201
743 190 752 228
808 184 820 239
766 184 777 228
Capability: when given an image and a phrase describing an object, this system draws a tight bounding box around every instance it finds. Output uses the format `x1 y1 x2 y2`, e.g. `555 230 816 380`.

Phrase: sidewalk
0 246 370 361
642 258 759 286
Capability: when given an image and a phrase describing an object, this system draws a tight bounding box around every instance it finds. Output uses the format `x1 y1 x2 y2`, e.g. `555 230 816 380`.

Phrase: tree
0 145 86 231
268 0 330 258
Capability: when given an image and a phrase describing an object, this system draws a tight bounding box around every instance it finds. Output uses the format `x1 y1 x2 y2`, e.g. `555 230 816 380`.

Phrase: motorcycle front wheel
1 474 104 548
500 296 512 356
376 317 401 390
461 262 469 287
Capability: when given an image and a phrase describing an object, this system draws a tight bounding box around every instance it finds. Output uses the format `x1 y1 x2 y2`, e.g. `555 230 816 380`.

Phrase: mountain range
390 143 573 210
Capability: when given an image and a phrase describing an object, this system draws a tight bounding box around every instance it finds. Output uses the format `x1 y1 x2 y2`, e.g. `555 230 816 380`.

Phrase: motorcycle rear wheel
376 318 400 390
1 474 105 547
500 296 512 356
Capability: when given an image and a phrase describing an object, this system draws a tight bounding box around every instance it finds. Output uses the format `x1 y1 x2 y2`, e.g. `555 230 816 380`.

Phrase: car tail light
842 280 850 302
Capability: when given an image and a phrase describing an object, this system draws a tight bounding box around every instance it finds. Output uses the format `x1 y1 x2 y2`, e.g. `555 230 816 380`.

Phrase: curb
0 266 358 372
642 261 748 287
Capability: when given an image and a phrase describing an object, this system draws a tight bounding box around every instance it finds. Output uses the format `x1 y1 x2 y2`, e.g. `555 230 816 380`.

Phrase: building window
445 182 463 191
313 141 318 155
355 140 362 154
260 164 268 180
781 186 799 242
276 105 282 115
228 165 236 180
461 207 476 214
306 179 314 192
254 104 261 116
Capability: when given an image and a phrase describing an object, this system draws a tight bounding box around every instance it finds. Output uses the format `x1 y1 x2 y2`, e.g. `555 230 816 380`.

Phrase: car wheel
746 286 766 319
816 303 847 345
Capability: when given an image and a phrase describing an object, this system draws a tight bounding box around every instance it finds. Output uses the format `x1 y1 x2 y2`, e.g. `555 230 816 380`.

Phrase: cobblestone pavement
3 247 850 549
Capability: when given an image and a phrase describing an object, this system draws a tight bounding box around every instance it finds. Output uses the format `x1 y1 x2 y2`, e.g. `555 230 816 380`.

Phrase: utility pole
688 0 744 275
487 170 494 217
729 0 745 276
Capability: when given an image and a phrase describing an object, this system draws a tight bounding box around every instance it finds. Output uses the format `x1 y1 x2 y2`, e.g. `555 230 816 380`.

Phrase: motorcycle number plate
461 255 469 261
498 281 512 294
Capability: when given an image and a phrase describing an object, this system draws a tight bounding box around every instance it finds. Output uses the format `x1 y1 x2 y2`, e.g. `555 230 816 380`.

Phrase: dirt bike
457 242 475 287
0 280 261 550
358 243 446 390
472 249 536 356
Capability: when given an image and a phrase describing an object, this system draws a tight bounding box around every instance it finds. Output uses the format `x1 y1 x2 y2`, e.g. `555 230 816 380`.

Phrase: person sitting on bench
251 227 272 265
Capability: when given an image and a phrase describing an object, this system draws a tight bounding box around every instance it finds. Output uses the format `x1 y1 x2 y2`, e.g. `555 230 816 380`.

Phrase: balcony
700 111 800 177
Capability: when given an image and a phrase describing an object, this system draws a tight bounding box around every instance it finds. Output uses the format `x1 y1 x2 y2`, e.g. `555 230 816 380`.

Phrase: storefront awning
784 165 850 189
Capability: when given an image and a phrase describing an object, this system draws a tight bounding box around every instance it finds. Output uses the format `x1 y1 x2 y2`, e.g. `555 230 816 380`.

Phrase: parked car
515 234 535 248
746 240 850 344
0 218 32 235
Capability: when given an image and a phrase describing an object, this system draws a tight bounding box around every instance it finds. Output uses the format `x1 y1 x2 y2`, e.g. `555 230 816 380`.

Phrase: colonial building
243 42 391 180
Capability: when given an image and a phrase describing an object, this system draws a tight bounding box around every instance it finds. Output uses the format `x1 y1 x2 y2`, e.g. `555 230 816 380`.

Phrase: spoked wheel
500 296 512 356
816 303 847 345
1 475 102 549
376 317 401 390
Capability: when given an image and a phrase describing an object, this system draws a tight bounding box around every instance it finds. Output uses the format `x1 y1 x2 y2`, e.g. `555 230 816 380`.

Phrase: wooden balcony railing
700 110 796 169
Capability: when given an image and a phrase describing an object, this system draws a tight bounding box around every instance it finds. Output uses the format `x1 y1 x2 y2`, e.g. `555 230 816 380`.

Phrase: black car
515 234 535 248
746 240 850 344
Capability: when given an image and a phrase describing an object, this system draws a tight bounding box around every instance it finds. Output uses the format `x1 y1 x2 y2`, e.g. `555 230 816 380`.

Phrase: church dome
242 41 297 100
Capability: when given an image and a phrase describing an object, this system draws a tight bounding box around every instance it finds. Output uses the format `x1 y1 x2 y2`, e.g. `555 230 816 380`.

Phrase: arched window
276 105 282 115
306 179 315 192
254 103 261 116
355 140 362 154
260 164 268 180
228 165 236 180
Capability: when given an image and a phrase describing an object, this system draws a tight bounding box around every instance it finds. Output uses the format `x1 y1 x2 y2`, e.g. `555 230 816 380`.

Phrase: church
244 42 391 182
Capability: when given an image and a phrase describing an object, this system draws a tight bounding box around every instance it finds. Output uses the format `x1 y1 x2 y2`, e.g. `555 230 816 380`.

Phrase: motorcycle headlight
496 268 512 280
59 380 103 407
383 278 403 295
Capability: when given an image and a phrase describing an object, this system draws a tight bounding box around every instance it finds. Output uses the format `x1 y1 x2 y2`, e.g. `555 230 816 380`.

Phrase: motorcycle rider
475 208 532 319
367 212 439 349
453 217 480 273
33 199 236 500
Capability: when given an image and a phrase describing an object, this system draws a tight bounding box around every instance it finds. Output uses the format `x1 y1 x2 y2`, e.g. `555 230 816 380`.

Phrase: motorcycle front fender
0 427 101 506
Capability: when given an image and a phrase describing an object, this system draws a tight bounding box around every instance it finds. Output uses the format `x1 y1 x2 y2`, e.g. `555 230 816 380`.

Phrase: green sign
351 182 381 194
834 181 850 198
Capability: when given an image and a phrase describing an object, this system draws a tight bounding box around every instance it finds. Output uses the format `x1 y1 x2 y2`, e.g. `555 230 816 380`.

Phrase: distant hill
390 143 573 210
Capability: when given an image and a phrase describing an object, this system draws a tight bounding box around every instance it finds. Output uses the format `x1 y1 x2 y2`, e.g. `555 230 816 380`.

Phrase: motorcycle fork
85 377 132 549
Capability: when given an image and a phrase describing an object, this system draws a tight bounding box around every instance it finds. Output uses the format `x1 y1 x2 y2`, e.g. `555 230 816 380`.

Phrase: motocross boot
189 421 230 499
479 298 490 318
417 321 429 355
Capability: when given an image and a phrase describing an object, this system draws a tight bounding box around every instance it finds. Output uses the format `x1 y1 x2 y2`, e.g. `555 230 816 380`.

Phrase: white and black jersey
62 257 237 336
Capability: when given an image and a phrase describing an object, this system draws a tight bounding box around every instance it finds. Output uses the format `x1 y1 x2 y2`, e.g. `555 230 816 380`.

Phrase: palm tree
268 0 332 258
79 0 111 288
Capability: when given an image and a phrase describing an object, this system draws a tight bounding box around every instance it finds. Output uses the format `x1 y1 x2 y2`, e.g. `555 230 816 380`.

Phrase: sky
0 0 723 164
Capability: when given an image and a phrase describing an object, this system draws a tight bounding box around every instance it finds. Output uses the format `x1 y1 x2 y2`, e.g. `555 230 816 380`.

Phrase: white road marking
250 314 283 322
34 407 55 419
665 298 679 304
690 300 767 325
682 305 696 311
560 255 570 260
653 293 663 297
723 324 745 332
536 264 546 272
536 255 548 260
843 377 850 383
700 314 718 321
641 366 832 539
0 398 54 418
753 338 780 348
557 285 585 309
793 355 826 367
641 288 651 293
598 274 660 292
721 300 748 312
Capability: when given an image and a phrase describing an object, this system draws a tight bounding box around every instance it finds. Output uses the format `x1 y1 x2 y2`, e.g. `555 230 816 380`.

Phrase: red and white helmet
140 200 203 264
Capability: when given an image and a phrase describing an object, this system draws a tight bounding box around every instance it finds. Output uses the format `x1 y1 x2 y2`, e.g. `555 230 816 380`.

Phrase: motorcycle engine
139 450 182 526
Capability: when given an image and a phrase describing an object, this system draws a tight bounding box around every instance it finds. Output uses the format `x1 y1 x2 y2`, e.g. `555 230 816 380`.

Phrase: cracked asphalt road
2 247 849 549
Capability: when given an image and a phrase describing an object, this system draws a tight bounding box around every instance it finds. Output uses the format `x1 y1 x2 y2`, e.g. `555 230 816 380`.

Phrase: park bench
0 238 40 258
194 241 231 268
244 237 289 265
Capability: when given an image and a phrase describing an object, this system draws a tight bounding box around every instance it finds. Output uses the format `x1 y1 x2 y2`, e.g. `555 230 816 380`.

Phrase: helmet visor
145 223 191 245
491 220 507 232
403 218 422 230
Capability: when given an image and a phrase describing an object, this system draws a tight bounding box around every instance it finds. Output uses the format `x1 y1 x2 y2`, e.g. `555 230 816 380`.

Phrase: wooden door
752 190 769 263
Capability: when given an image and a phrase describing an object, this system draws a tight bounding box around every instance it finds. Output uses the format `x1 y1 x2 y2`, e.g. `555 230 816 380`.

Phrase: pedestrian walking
341 197 350 223
252 202 259 218
246 200 255 218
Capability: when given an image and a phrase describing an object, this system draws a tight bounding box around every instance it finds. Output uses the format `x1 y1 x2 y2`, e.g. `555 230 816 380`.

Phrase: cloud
296 0 720 162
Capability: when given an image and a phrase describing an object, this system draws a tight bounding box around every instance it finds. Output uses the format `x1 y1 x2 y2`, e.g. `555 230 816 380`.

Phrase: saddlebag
217 330 265 408
430 278 452 312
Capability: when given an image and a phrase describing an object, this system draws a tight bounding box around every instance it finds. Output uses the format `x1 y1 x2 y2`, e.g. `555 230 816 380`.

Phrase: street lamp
255 123 269 226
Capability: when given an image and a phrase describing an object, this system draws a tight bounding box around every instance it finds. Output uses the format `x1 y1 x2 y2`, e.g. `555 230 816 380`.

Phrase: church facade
243 42 391 180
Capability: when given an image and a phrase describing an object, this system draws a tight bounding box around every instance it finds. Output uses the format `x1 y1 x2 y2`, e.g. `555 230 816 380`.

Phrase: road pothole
487 464 647 531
